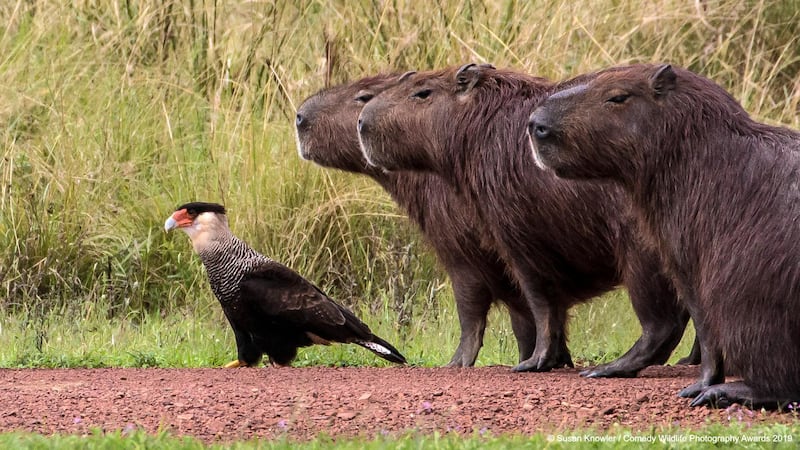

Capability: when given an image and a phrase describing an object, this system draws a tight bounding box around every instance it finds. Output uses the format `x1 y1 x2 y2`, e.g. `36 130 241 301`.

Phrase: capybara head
528 64 678 181
295 72 414 172
359 63 541 174
528 63 751 182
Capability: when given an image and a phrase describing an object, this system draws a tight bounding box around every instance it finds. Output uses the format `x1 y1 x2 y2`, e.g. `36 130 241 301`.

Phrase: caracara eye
607 94 630 104
412 89 432 100
187 209 196 216
355 93 374 103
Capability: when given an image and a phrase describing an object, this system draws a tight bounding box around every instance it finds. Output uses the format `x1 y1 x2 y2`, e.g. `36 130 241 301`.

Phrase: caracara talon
223 359 247 368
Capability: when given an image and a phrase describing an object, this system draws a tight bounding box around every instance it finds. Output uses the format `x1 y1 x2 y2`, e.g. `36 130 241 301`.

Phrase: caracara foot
223 359 248 368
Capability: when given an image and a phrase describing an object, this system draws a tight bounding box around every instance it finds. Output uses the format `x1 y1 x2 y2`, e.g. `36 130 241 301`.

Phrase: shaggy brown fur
358 64 694 376
529 63 800 409
296 74 537 367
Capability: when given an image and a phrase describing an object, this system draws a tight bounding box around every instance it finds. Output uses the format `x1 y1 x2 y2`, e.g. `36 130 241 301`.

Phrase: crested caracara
165 201 407 367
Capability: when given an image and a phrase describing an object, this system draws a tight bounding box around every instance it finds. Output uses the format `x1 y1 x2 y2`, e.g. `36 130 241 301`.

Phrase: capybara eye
412 89 432 100
606 94 630 104
355 93 374 103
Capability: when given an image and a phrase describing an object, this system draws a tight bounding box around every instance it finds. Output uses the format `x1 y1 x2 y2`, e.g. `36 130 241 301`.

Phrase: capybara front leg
678 301 724 398
446 278 491 367
583 268 689 378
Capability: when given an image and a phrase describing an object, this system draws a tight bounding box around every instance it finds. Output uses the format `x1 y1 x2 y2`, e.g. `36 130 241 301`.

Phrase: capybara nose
295 113 306 129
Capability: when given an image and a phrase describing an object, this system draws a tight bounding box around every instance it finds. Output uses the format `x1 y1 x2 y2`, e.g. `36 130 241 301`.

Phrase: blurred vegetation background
0 0 797 367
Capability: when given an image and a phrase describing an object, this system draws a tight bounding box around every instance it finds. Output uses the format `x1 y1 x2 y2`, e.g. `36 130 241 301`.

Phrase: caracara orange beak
164 209 194 231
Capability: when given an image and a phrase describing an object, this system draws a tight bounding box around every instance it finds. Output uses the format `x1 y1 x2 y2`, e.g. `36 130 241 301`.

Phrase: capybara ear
399 71 417 82
456 63 495 93
650 64 677 97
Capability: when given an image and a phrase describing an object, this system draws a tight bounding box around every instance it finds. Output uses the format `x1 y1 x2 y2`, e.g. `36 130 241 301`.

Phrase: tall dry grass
0 0 797 365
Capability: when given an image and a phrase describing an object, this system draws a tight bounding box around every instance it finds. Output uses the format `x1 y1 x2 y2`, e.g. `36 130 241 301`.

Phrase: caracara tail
356 335 407 364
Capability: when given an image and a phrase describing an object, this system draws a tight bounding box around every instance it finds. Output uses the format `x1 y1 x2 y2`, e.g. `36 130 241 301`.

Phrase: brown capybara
295 73 537 367
529 63 800 409
357 64 694 376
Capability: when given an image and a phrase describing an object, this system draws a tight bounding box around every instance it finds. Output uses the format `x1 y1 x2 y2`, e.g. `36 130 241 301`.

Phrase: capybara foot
512 350 573 372
690 381 793 410
580 364 638 378
678 380 709 398
445 351 475 368
445 340 482 367
690 382 755 409
445 349 463 368
512 356 549 372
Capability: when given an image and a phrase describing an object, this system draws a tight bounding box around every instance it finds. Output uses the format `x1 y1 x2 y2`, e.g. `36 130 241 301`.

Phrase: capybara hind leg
508 303 537 363
446 280 491 367
690 381 795 410
512 302 573 372
676 336 701 365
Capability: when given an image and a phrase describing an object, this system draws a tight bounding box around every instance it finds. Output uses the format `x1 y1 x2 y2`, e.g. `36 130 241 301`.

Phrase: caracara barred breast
165 201 407 367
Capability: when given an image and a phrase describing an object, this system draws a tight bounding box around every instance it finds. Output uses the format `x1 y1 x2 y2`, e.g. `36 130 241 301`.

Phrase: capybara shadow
295 74 537 367
530 63 800 409
357 64 695 377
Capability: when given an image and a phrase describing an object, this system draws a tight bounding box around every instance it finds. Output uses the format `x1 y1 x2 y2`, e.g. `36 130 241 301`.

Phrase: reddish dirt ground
1 365 798 442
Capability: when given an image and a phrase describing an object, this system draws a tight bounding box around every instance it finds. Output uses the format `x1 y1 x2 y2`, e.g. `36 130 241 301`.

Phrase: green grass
2 424 799 449
0 287 696 368
0 0 796 445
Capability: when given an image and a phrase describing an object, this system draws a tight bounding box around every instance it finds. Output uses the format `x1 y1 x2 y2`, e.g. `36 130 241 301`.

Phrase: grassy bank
0 280 697 368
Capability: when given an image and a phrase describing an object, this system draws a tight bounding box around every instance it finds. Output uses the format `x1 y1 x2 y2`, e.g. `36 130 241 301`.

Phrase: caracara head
165 202 229 252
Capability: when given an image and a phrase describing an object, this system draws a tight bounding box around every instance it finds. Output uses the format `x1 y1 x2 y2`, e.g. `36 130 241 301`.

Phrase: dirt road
1 366 796 442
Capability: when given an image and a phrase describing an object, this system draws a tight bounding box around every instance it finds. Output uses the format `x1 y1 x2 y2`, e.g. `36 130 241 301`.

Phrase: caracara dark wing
240 262 406 363
165 201 407 368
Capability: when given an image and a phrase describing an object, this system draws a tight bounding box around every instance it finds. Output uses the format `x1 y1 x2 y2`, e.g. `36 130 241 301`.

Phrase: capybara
295 74 537 367
357 64 694 377
529 63 800 409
